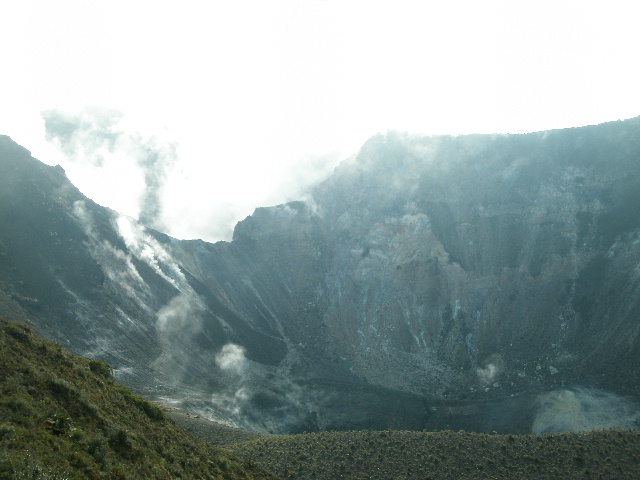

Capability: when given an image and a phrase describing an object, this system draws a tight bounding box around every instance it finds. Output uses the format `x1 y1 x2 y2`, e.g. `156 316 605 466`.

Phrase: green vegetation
0 317 276 480
227 428 640 479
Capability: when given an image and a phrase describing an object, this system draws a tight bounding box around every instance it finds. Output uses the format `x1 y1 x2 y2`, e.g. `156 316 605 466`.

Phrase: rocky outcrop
1 118 639 434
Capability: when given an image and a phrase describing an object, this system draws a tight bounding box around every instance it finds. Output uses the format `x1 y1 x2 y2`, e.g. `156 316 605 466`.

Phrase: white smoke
476 354 503 385
210 386 251 420
73 200 194 312
114 213 186 290
532 388 640 433
156 293 203 338
73 200 153 311
476 363 499 384
42 108 341 243
43 108 178 231
152 293 211 389
215 343 247 374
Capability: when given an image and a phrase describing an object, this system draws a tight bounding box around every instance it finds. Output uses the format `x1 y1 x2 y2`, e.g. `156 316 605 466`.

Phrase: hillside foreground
169 383 640 479
2 316 640 479
226 427 640 479
0 317 275 480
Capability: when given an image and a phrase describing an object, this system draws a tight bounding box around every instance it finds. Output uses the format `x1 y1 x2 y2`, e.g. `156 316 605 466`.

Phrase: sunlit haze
1 0 639 241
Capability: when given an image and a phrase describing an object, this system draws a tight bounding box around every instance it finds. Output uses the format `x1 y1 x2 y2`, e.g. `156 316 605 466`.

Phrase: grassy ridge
227 425 640 479
0 317 276 480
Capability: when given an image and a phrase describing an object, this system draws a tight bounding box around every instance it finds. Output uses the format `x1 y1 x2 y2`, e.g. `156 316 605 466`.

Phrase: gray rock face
1 119 640 434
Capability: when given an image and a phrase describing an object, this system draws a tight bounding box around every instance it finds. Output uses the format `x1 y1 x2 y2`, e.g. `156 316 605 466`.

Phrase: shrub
48 378 72 400
0 423 16 445
113 384 165 420
109 428 136 457
47 413 75 435
6 397 32 416
86 434 108 464
87 360 113 380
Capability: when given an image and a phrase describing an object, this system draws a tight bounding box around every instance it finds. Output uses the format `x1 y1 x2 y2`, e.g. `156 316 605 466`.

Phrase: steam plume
43 108 177 231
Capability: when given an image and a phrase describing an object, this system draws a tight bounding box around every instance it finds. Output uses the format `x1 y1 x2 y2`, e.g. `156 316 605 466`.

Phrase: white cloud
1 1 639 241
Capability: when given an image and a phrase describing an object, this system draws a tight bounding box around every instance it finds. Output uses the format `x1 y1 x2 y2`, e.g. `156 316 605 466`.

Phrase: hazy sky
1 1 639 241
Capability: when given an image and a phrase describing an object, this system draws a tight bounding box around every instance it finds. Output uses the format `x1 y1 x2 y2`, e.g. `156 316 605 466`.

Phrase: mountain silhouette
1 118 639 434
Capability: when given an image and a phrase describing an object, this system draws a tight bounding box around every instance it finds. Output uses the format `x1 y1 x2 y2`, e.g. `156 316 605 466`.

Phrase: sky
1 0 639 242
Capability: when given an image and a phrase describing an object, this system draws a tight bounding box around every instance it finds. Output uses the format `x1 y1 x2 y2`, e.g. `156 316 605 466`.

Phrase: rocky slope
1 118 639 434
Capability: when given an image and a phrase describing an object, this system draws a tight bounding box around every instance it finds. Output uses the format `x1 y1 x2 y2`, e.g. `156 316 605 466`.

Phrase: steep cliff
1 119 639 434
